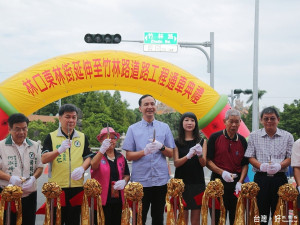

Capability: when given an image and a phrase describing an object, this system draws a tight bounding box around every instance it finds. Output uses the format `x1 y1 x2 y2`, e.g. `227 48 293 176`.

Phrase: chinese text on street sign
144 32 178 52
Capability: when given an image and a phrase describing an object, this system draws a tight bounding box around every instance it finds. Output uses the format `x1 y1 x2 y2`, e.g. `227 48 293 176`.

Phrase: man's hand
186 148 196 159
267 163 281 175
222 171 234 182
71 166 85 180
148 139 163 151
114 180 126 190
58 139 72 154
144 143 153 155
100 139 111 154
22 176 36 191
235 182 242 194
144 141 161 155
9 176 22 186
259 163 269 172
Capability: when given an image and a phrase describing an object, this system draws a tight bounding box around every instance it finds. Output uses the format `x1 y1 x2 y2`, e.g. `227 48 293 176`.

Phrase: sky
0 0 299 112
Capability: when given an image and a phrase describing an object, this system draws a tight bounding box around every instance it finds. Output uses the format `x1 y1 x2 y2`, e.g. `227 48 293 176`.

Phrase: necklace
107 155 115 161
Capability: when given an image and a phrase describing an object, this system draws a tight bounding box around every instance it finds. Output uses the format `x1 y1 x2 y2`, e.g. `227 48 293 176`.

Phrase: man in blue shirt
122 94 175 225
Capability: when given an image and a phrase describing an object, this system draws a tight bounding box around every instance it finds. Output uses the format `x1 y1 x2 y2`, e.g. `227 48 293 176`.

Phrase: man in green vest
0 113 43 225
42 104 93 225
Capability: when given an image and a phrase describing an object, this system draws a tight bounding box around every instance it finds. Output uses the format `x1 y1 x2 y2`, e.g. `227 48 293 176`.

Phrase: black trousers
210 173 240 225
94 201 122 225
254 172 287 225
3 191 37 225
142 184 167 225
53 187 83 225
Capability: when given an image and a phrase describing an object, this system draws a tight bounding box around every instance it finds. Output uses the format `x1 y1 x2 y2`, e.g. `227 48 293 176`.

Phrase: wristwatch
159 145 166 152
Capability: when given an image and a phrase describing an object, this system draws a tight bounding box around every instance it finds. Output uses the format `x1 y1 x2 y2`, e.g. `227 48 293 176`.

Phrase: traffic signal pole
122 32 215 88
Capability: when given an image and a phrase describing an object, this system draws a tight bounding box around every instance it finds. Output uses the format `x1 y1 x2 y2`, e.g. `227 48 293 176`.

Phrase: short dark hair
8 113 29 128
260 107 279 119
59 104 78 116
138 94 156 106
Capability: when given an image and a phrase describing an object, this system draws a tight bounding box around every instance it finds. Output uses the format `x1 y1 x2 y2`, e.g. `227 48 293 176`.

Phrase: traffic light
234 89 243 94
84 34 122 44
243 89 252 94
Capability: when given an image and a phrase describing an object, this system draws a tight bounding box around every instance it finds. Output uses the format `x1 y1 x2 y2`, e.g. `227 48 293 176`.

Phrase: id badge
111 181 119 198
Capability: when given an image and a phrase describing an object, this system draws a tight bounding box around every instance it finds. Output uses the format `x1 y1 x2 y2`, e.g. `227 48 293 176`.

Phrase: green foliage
34 102 59 116
155 112 181 138
27 91 183 146
241 105 253 131
278 99 300 140
28 119 59 142
28 91 138 147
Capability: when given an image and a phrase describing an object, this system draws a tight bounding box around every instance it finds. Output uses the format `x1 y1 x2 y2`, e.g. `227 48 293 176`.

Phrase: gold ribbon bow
233 182 260 225
0 185 23 225
201 178 226 225
121 182 143 225
81 179 104 225
272 183 298 225
165 178 185 225
42 182 62 225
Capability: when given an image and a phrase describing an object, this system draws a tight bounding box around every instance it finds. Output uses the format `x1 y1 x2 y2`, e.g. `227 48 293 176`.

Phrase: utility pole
252 0 259 131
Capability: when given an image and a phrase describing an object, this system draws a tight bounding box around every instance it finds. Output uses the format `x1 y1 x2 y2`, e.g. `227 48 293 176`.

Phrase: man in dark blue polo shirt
207 109 249 225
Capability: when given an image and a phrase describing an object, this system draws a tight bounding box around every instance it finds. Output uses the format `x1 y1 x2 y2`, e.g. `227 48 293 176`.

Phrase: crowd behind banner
0 95 300 225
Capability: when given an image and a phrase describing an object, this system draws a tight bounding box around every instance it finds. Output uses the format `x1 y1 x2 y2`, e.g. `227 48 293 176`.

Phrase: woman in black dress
174 112 207 225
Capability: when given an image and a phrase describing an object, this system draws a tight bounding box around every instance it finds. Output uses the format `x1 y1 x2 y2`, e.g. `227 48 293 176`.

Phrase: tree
242 90 267 131
28 119 59 142
156 112 181 138
246 90 267 104
278 99 300 140
34 102 59 116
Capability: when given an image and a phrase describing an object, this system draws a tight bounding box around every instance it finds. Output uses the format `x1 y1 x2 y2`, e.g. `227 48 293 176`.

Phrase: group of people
0 94 299 225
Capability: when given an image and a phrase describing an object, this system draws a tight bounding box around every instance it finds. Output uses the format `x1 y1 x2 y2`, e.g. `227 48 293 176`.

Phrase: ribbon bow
121 182 143 225
201 178 226 225
81 179 104 225
233 182 260 225
42 182 62 225
0 185 23 225
272 183 298 225
165 178 185 225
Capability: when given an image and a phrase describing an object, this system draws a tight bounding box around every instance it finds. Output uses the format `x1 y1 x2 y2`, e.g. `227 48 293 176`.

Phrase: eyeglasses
263 117 277 122
12 127 28 133
110 135 118 140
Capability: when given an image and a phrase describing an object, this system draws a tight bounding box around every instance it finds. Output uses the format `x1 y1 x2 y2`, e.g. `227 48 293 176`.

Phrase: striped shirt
244 128 294 172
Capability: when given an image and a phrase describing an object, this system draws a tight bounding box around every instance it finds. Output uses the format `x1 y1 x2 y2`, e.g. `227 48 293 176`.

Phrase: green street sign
144 32 178 45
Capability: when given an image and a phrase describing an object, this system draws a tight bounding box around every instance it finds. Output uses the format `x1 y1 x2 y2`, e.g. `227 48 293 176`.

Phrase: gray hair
225 109 241 120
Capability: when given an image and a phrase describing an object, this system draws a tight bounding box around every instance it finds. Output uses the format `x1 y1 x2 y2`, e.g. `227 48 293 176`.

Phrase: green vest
49 129 85 188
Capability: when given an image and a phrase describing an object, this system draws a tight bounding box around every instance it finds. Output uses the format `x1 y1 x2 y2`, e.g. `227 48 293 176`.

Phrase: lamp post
179 32 214 88
252 0 260 131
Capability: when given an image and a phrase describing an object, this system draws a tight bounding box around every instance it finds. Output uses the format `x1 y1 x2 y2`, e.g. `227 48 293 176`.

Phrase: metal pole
90 197 94 225
210 32 214 89
123 38 214 88
212 198 215 225
132 201 136 225
229 90 234 107
252 0 260 131
285 201 289 225
50 198 54 225
6 201 11 225
246 199 249 225
173 197 177 222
